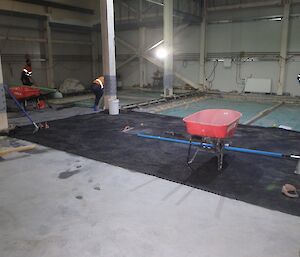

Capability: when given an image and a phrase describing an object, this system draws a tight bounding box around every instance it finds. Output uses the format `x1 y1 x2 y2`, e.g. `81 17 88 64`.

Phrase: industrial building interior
0 0 300 256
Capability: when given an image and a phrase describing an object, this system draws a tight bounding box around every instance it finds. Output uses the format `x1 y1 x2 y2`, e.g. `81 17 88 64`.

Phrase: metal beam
163 0 174 97
143 55 199 89
116 37 138 53
120 0 138 14
117 54 138 70
113 37 201 89
50 22 93 33
0 35 91 45
15 0 94 14
52 39 92 45
100 0 117 109
144 0 201 22
0 35 46 42
208 0 300 12
277 0 290 95
145 23 189 52
115 24 200 90
207 0 282 11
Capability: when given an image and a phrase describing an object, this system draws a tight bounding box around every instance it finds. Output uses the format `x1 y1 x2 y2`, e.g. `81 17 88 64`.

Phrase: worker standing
91 76 104 111
21 59 33 86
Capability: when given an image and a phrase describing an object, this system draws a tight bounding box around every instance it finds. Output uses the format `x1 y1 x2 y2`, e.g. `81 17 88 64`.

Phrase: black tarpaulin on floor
13 111 300 216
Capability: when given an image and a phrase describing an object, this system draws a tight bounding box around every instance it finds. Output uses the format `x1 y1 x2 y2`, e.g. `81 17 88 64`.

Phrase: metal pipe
137 133 300 160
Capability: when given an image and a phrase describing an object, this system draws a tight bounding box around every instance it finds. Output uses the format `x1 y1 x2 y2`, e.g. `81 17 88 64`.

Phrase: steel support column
277 0 290 95
45 15 55 88
91 30 99 78
139 0 146 88
163 0 173 97
0 56 8 133
199 0 207 89
100 0 117 109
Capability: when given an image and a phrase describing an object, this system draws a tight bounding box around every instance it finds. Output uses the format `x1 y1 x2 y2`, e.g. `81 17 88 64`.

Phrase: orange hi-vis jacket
93 77 104 89
23 65 32 77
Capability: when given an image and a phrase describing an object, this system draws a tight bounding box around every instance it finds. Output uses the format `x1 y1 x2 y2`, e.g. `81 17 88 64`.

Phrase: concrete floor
48 89 163 108
8 106 94 126
1 137 300 257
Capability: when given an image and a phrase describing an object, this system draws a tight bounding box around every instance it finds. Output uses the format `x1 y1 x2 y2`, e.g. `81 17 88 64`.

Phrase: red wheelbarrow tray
10 86 41 101
183 109 242 139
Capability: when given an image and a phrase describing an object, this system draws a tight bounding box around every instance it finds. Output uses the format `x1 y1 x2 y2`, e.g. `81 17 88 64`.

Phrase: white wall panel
207 21 281 53
289 18 300 52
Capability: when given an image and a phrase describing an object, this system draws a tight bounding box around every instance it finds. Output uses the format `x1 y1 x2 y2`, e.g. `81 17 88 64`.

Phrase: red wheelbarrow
9 86 45 109
183 109 242 170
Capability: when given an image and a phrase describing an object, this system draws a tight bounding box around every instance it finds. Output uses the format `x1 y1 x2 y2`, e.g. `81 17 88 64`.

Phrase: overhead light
270 17 282 21
155 47 168 59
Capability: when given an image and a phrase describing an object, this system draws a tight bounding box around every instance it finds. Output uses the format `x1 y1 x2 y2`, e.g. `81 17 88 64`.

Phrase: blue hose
225 146 282 158
137 133 288 159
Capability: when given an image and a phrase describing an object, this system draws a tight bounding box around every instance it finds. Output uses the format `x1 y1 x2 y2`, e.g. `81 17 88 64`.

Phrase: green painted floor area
159 98 273 124
254 104 300 131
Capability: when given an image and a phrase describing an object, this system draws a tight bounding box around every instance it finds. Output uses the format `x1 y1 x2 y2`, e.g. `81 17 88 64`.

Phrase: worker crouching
91 76 104 111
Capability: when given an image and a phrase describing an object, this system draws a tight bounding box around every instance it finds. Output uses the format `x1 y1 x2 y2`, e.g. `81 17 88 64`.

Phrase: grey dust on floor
0 137 300 257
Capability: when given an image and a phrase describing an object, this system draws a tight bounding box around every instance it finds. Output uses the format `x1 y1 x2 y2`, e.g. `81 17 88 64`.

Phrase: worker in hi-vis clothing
90 76 104 111
21 59 33 86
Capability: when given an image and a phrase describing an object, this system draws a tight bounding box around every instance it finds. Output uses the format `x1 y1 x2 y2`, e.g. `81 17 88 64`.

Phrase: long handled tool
137 133 300 160
4 84 39 133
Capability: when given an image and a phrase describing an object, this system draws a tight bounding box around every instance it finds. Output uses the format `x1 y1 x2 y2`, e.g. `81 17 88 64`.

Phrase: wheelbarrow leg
295 159 300 175
187 137 193 165
187 137 201 168
217 152 223 171
216 140 224 171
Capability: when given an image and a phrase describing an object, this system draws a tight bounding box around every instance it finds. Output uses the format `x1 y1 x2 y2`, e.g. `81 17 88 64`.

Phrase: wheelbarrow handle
4 84 39 132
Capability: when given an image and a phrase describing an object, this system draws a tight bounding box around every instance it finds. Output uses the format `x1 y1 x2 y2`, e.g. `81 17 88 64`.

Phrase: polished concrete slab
254 104 300 131
1 137 300 257
158 98 273 124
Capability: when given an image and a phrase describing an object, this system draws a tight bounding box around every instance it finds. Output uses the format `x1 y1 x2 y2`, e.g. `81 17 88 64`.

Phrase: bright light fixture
270 17 282 21
155 47 168 59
